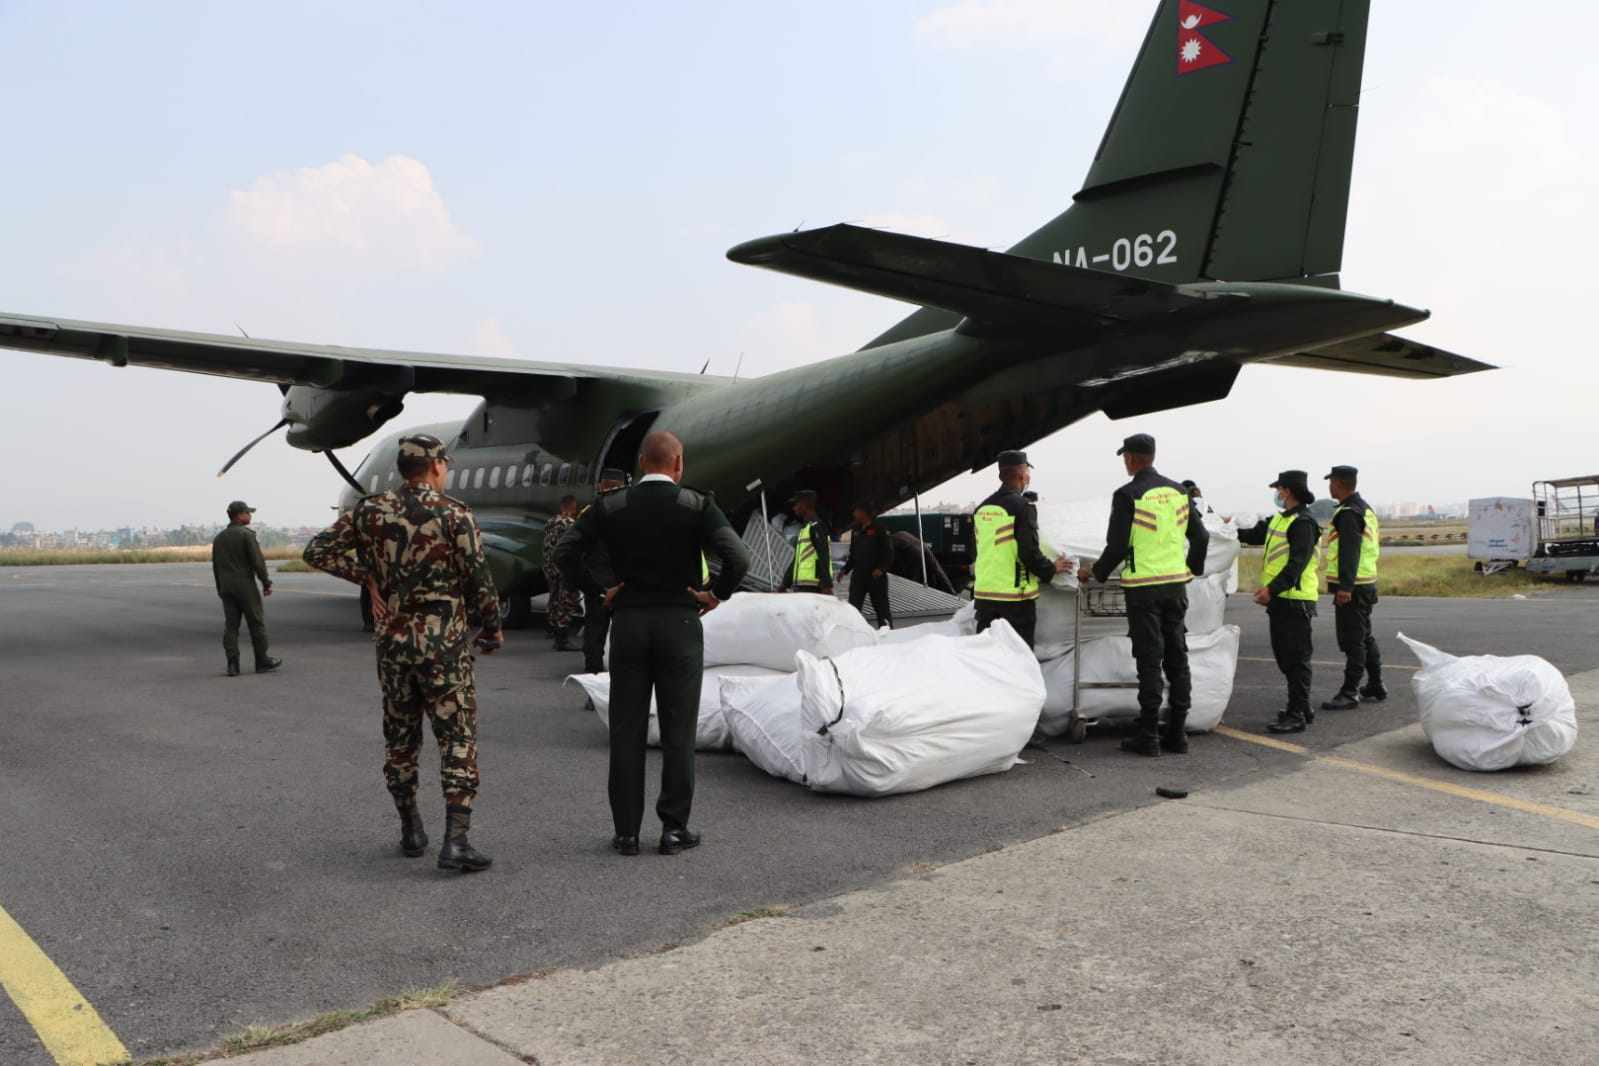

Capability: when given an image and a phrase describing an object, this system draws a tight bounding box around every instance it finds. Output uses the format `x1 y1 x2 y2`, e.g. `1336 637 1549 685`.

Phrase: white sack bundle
699 592 878 672
1398 633 1578 771
568 665 787 751
876 617 968 644
1037 624 1241 736
792 620 1045 796
722 673 807 783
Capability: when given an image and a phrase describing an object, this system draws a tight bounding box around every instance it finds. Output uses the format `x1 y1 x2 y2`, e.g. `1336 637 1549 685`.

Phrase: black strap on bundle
816 658 847 736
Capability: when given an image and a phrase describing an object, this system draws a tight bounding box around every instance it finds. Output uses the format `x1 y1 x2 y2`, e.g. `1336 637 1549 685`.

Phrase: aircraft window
503 464 515 486
473 468 485 490
489 467 501 489
521 465 534 488
445 469 456 490
558 463 571 486
369 476 379 494
540 464 553 486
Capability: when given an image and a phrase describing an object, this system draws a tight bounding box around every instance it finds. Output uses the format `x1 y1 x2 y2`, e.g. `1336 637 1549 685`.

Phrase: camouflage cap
226 500 255 516
597 467 629 485
397 434 451 465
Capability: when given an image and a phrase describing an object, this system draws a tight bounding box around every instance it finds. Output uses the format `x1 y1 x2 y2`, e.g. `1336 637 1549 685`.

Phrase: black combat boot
255 655 283 673
1160 710 1189 754
1360 679 1388 702
226 656 241 677
552 626 573 652
437 806 492 872
1121 711 1162 757
1321 690 1360 711
1266 711 1308 734
397 801 428 858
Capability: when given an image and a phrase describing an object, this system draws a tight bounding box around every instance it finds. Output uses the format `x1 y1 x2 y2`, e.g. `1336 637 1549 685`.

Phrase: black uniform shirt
1091 466 1209 583
1239 504 1319 597
553 478 750 609
842 520 895 578
1329 492 1372 590
977 487 1056 585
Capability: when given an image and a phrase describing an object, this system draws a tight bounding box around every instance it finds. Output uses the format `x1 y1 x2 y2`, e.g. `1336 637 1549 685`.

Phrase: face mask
1273 492 1287 510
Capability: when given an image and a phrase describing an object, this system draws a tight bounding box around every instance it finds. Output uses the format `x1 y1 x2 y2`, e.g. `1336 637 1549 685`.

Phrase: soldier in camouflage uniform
541 495 581 651
211 500 282 677
304 434 503 872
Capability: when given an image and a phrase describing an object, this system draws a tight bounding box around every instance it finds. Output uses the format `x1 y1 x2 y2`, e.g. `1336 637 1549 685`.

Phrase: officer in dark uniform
579 468 629 675
972 450 1071 648
841 503 895 628
1321 465 1386 709
1237 471 1321 733
1088 434 1208 756
780 490 833 594
554 431 751 857
211 500 282 677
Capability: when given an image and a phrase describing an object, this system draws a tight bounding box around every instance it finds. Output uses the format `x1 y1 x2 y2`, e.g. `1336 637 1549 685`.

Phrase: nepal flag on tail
1176 0 1231 74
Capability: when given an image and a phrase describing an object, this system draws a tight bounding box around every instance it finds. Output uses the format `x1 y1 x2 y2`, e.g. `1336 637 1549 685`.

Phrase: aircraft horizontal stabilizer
728 224 1195 331
1267 333 1493 379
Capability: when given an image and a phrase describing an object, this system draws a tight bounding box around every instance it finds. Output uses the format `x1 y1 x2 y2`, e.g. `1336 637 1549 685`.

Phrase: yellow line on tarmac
1214 726 1599 831
0 904 128 1066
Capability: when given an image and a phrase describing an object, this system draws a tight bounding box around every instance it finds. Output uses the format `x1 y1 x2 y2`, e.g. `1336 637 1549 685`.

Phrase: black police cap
597 467 629 484
996 449 1032 468
1269 470 1310 488
1324 465 1359 481
1117 433 1156 456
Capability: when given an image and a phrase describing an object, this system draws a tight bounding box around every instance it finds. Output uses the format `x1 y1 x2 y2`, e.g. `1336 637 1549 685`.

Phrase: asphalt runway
1 564 1595 1064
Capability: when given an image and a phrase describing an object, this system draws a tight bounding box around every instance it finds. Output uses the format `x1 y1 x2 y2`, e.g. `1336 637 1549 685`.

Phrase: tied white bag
1398 633 1578 771
1037 624 1240 735
722 673 807 783
792 620 1045 796
569 665 786 751
699 592 878 672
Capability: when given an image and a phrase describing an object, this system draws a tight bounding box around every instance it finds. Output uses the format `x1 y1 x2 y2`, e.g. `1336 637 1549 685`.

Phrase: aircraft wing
1267 333 1494 379
0 311 719 394
727 224 1194 328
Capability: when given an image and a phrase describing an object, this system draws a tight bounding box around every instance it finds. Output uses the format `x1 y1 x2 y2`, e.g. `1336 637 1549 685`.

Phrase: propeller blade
323 450 367 495
217 418 289 477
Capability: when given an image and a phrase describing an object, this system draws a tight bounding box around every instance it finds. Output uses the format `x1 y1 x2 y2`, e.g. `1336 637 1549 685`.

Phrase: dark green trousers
219 584 270 664
607 605 704 837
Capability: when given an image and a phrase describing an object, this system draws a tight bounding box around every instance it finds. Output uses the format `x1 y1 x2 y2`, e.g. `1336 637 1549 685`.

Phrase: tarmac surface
1 563 1595 1065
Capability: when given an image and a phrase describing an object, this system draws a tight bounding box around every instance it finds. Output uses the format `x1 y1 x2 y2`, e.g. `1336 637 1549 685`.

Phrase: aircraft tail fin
865 0 1371 349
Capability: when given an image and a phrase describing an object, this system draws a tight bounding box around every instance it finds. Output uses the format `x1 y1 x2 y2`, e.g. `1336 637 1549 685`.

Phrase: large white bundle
1037 624 1240 735
568 665 786 751
699 593 878 671
876 618 967 644
722 673 807 783
1185 571 1229 636
1398 633 1578 771
792 621 1045 796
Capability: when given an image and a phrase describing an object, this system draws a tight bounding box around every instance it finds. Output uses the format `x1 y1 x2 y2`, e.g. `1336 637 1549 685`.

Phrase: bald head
639 430 684 482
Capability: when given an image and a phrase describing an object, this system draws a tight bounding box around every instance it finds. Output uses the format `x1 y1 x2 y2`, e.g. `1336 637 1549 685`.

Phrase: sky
0 0 1594 530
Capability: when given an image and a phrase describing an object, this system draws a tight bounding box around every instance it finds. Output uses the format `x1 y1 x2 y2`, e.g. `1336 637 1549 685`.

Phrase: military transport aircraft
0 0 1487 620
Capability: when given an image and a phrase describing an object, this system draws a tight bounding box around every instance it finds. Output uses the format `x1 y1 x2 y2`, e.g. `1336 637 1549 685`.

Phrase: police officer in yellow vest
1321 465 1386 710
780 489 834 595
1237 471 1322 734
972 450 1072 648
1087 434 1209 756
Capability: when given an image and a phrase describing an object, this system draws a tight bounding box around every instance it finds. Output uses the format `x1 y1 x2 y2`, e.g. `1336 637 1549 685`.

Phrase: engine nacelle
282 372 412 451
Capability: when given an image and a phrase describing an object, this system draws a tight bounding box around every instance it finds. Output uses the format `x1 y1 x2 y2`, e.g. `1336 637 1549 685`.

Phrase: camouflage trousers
378 657 480 810
543 567 580 630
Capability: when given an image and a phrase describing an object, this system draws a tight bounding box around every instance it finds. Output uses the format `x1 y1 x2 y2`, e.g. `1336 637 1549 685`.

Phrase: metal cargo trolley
1065 575 1140 743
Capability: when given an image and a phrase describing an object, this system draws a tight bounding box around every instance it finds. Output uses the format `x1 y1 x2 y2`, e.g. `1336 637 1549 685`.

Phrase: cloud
226 153 476 270
859 213 952 239
470 318 518 358
916 0 1142 51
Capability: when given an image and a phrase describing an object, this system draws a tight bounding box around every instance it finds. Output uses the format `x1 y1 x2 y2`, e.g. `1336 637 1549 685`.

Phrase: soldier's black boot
1120 711 1162 757
255 655 282 673
226 656 241 677
397 801 428 857
552 626 573 652
1160 710 1189 754
437 806 492 872
1360 677 1388 702
1267 711 1309 734
1321 690 1360 711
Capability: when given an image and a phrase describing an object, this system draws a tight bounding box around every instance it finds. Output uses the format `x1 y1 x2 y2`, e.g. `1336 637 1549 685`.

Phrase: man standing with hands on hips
1237 471 1322 734
1321 465 1386 710
554 431 751 857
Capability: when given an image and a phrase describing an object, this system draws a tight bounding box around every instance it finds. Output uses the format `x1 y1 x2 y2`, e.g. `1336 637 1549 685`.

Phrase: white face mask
1273 491 1287 510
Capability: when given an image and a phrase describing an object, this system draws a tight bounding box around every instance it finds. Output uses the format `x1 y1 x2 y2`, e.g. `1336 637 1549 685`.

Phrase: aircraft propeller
217 418 289 478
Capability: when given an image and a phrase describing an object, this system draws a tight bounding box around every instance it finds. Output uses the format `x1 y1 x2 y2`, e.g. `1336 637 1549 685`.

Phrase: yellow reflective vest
791 522 823 588
1123 484 1193 589
1261 512 1320 602
973 503 1041 602
1326 504 1380 586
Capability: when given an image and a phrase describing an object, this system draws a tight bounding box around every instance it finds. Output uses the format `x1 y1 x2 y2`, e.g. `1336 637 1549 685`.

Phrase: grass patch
1235 552 1545 598
1 546 302 566
275 558 314 573
726 905 790 927
129 981 457 1066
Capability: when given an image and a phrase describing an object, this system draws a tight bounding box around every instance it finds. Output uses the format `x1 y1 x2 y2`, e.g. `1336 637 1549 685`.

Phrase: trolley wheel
1066 718 1089 745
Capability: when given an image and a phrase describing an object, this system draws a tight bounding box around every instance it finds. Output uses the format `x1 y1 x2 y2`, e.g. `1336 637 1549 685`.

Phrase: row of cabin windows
366 462 581 496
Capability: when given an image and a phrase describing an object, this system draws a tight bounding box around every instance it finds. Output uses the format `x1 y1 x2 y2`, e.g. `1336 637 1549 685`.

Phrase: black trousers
1267 599 1316 717
582 588 610 674
219 586 269 664
974 599 1037 649
1125 585 1191 735
607 605 704 837
848 572 893 628
1330 584 1382 692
